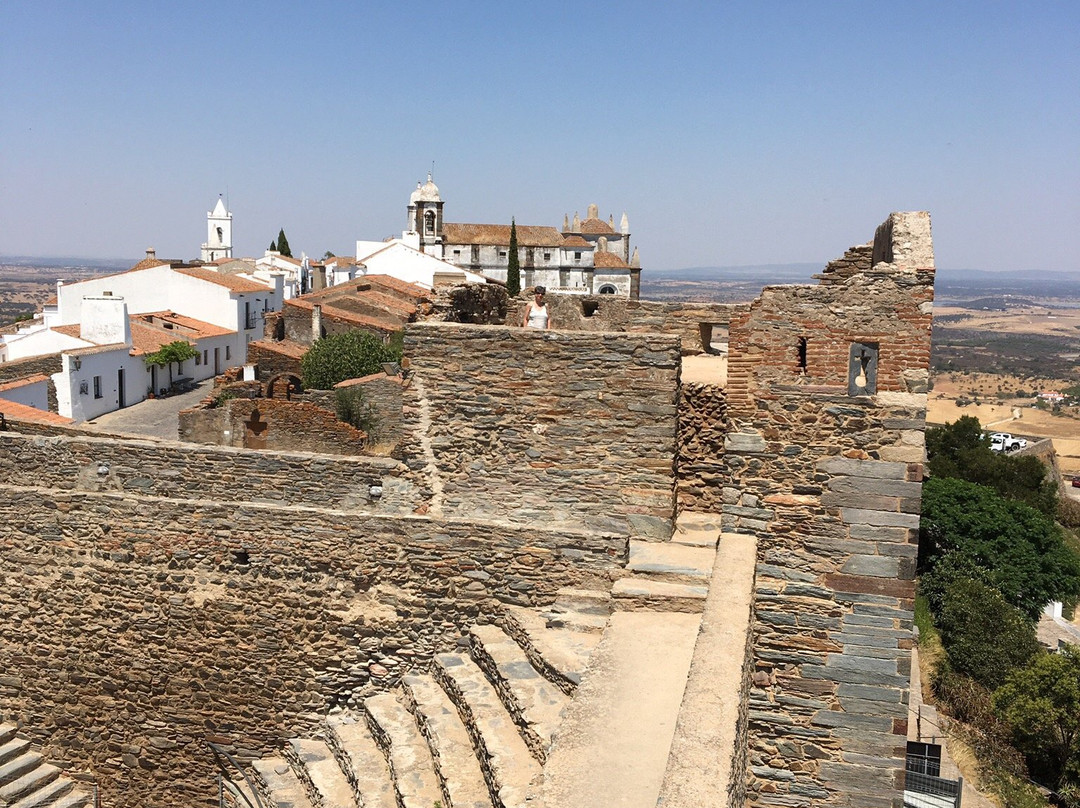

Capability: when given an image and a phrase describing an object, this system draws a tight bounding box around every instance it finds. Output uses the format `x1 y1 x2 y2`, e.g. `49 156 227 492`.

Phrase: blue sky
1 1 1077 271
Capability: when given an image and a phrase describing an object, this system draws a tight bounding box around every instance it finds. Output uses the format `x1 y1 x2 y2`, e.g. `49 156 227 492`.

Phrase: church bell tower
201 196 233 262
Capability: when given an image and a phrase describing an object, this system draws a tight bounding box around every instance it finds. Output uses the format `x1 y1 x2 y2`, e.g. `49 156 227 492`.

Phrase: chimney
146 247 156 260
312 304 323 342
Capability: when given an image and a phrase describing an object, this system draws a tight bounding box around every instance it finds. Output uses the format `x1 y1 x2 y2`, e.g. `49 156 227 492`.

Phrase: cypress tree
276 228 292 258
506 218 521 297
269 239 276 252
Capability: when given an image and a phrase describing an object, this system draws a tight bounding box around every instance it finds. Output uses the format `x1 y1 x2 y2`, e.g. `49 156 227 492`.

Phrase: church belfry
407 173 444 254
201 196 233 262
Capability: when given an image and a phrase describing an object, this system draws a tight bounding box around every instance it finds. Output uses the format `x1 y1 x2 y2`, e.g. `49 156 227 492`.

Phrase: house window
204 350 209 365
93 376 102 399
226 345 231 360
196 354 201 366
544 252 551 261
453 249 461 258
574 251 582 260
498 251 507 259
471 245 480 264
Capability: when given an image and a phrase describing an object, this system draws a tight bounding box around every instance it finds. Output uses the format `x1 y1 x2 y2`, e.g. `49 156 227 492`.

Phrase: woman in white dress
522 286 551 330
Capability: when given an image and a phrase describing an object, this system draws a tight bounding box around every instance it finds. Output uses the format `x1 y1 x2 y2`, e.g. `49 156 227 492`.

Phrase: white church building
388 175 642 298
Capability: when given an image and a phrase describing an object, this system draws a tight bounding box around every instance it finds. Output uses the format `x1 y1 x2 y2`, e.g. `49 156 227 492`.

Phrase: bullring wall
0 431 625 808
401 323 681 538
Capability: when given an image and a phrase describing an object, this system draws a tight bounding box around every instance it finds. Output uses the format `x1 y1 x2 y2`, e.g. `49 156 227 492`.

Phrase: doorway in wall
117 368 126 408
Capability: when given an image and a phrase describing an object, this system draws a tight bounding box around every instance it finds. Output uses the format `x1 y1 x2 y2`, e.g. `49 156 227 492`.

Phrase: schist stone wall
0 431 625 808
401 322 681 537
505 295 740 354
720 212 935 808
0 352 62 411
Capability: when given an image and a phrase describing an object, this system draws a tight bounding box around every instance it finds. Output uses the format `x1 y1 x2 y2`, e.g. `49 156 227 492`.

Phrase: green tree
994 645 1080 788
300 330 402 390
920 476 1080 620
269 239 276 252
276 228 292 257
143 340 198 387
926 416 1057 515
506 218 521 297
935 577 1040 690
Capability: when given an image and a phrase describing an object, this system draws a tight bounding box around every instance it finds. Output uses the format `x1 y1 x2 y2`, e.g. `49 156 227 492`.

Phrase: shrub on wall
300 330 402 390
334 387 377 438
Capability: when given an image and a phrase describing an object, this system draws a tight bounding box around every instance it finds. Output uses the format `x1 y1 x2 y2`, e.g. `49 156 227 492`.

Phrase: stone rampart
401 322 680 537
722 212 935 808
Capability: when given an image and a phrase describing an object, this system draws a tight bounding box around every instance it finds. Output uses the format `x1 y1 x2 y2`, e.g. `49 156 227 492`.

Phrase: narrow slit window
797 337 808 373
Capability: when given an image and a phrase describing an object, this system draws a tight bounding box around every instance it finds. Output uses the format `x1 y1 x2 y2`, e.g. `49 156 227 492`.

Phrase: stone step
469 624 569 761
434 653 541 808
287 739 358 808
536 607 608 634
627 540 715 584
552 587 611 616
672 512 722 547
0 762 60 804
252 756 316 808
0 725 17 747
401 674 493 808
0 751 43 787
611 577 708 612
364 693 442 808
8 774 73 808
48 789 95 808
536 611 701 808
501 605 600 695
325 714 396 808
0 738 31 768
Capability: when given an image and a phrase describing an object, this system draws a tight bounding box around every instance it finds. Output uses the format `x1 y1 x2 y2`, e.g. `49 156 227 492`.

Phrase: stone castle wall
676 381 728 512
723 212 935 808
401 322 681 538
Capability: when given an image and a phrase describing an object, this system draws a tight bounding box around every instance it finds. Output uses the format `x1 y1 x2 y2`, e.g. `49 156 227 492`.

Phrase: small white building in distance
201 196 233 263
395 175 642 298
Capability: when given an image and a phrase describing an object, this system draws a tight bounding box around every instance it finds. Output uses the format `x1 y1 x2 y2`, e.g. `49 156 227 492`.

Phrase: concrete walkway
79 380 213 441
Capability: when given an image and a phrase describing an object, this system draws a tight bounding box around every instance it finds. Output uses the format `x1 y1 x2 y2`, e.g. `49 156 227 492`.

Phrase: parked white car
988 432 1027 452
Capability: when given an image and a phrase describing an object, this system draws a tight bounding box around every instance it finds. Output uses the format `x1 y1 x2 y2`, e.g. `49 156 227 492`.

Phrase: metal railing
904 769 963 807
207 740 265 808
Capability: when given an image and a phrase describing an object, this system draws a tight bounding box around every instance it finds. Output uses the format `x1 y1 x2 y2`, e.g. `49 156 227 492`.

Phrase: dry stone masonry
0 211 935 808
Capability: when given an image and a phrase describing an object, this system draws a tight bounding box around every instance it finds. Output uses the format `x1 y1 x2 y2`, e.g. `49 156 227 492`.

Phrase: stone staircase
242 512 748 808
0 723 95 808
245 586 609 808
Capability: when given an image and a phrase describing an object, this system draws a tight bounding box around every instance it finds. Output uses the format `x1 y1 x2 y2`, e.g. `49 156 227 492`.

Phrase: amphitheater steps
0 724 94 808
251 756 316 808
364 693 443 808
433 653 542 808
325 715 396 808
285 739 358 808
401 674 493 808
500 605 600 695
468 624 569 761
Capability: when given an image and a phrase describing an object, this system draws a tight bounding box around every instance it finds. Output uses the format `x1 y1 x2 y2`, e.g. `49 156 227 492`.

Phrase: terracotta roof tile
127 257 172 272
177 267 272 293
52 324 83 338
593 251 630 268
579 218 615 235
318 304 400 333
0 374 50 393
135 311 233 339
561 235 591 248
443 223 564 247
364 274 430 298
65 342 129 357
0 398 74 425
335 372 405 388
250 338 307 359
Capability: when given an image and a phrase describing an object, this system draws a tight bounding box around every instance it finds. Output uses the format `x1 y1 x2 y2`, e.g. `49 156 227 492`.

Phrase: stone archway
265 373 303 401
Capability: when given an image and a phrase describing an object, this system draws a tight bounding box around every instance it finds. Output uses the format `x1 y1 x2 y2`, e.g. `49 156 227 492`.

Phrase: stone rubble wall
505 296 742 355
676 382 728 512
178 397 368 456
245 339 304 379
401 322 680 538
0 460 624 808
0 432 423 514
724 212 935 808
